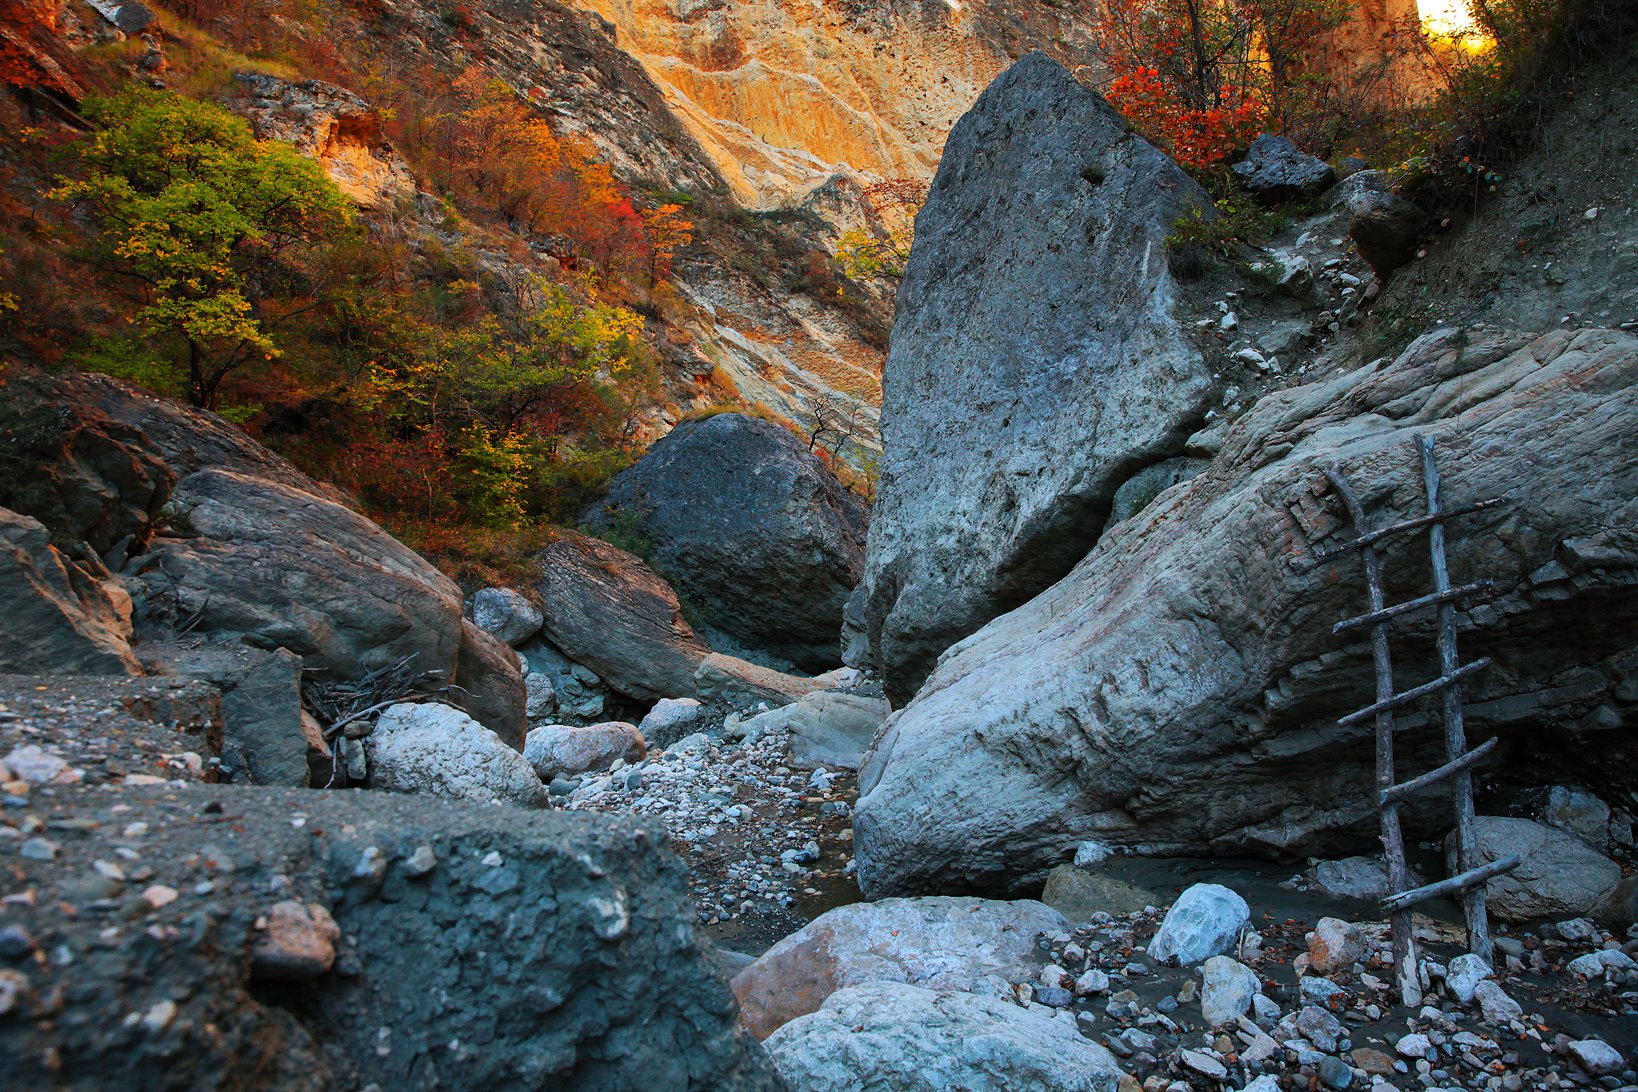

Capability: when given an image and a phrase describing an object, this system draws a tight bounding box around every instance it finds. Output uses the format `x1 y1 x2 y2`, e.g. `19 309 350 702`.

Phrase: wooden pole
1326 465 1421 1005
1420 434 1494 966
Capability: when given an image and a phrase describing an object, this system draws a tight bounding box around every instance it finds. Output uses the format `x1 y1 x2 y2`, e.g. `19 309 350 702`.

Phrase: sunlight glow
1417 0 1494 49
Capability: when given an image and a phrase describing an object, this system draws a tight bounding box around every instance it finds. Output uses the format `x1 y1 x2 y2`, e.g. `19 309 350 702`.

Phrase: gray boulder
1453 816 1622 922
734 690 889 769
470 587 542 647
1149 884 1250 965
851 52 1216 704
1308 856 1395 901
586 413 866 672
1232 134 1336 203
854 327 1638 896
0 508 139 676
366 702 547 808
731 895 1068 1039
143 641 311 786
763 981 1123 1092
1200 955 1260 1026
536 533 712 702
0 783 781 1089
524 721 646 781
519 636 611 723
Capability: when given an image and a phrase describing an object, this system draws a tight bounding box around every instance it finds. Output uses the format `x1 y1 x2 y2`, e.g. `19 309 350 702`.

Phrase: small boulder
470 587 542 647
1308 856 1395 900
583 412 867 672
1446 953 1492 1003
1307 917 1367 974
731 895 1068 1039
1544 784 1610 848
1473 979 1522 1025
1566 1038 1625 1077
695 653 824 712
250 901 339 981
524 722 645 781
365 703 547 808
535 532 711 702
762 981 1123 1092
1348 189 1424 276
732 690 888 769
636 697 704 751
1149 884 1250 965
1453 816 1621 922
1199 955 1259 1026
1040 864 1161 921
1232 134 1336 203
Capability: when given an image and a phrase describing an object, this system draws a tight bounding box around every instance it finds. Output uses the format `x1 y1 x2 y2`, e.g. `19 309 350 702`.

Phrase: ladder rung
1313 498 1507 561
1381 854 1523 913
1338 658 1492 727
1332 580 1495 634
1380 738 1499 805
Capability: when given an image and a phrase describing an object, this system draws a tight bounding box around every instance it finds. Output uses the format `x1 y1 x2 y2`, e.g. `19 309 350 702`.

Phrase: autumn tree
833 178 928 283
1090 0 1352 168
52 88 354 408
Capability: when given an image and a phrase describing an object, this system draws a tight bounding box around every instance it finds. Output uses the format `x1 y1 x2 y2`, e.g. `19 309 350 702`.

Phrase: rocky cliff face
850 52 1217 703
854 326 1638 895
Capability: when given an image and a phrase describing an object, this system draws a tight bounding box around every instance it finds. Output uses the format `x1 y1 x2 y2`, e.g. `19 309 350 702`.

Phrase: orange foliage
1091 0 1350 168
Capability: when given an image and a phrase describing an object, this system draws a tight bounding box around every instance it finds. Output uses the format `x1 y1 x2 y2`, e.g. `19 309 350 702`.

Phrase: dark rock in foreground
0 784 782 1090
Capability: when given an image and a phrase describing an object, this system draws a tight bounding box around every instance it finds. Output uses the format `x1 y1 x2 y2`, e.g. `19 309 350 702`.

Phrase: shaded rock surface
586 412 867 671
1040 863 1161 922
1456 816 1622 922
851 51 1215 703
470 586 543 647
856 327 1638 896
0 507 139 677
536 532 712 703
0 783 781 1090
763 981 1123 1092
731 895 1066 1039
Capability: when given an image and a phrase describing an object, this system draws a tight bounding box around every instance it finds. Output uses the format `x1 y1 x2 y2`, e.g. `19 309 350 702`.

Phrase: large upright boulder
536 533 713 702
855 327 1638 895
586 413 867 671
852 52 1216 703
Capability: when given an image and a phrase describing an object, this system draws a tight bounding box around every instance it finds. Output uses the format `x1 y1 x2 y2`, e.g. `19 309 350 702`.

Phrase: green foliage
50 88 354 408
1166 192 1287 260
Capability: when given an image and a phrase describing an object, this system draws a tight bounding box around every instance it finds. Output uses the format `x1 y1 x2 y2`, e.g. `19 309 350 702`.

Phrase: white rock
470 587 543 647
762 981 1125 1092
1181 1049 1228 1080
1566 1038 1623 1076
1472 979 1522 1024
1149 883 1250 965
1396 1033 1432 1058
524 722 645 781
1073 968 1109 996
1199 955 1259 1025
366 703 546 808
1445 953 1491 1003
524 672 556 720
1073 840 1113 867
1308 916 1367 973
636 698 704 750
1568 949 1637 977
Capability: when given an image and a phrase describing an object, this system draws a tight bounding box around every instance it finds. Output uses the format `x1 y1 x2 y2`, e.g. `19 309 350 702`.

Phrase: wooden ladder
1322 435 1520 1005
